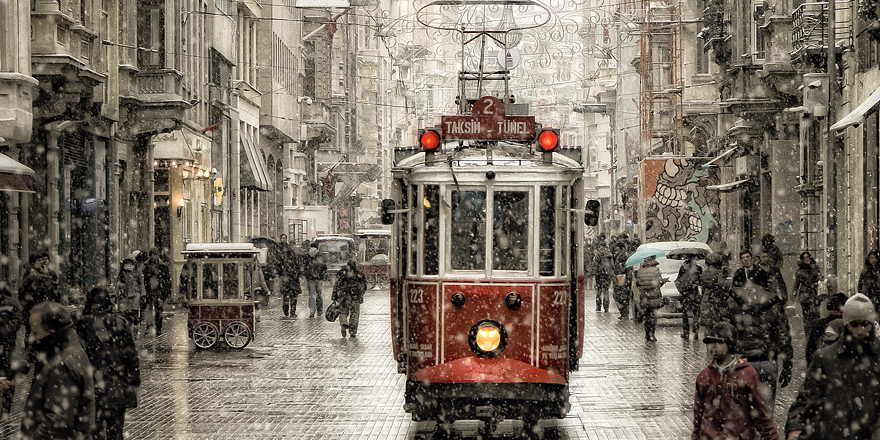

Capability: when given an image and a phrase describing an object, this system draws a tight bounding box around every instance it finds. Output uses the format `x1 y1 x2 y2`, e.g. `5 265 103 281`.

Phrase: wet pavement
1 284 808 439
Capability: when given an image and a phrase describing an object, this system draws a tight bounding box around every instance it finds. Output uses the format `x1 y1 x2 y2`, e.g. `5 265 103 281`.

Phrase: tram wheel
223 322 252 349
192 322 219 349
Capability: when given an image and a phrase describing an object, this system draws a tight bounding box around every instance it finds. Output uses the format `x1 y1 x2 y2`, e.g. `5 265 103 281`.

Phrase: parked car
633 241 712 318
312 235 356 276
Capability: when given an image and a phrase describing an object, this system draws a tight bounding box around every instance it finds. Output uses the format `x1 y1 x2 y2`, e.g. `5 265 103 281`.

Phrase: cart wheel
224 321 252 349
192 322 219 349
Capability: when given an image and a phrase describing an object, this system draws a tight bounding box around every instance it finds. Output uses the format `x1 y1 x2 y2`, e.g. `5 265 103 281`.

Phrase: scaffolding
638 1 683 158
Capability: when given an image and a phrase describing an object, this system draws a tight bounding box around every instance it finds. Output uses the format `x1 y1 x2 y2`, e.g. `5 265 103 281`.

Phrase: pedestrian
637 255 666 342
760 250 788 302
142 248 171 336
733 249 773 291
332 260 368 338
611 241 633 320
304 244 328 318
857 250 880 312
699 253 733 331
727 261 794 417
268 234 289 296
115 257 144 329
792 251 823 346
762 234 784 272
278 241 301 318
676 255 703 339
804 292 847 365
18 252 59 322
0 286 22 421
179 260 197 302
583 237 595 291
76 287 140 440
20 301 96 439
692 322 779 440
592 238 614 313
785 293 880 439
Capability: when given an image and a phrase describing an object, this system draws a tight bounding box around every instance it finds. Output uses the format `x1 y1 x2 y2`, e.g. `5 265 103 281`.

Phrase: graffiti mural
639 157 721 243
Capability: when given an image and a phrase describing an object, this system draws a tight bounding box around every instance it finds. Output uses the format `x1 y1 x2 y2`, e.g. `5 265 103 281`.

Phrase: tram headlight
469 320 507 358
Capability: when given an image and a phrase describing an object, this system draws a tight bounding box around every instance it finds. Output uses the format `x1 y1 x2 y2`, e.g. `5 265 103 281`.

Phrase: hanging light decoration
496 4 523 49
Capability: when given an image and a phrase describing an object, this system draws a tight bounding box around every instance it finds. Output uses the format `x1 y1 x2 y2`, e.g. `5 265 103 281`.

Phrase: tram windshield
493 191 529 271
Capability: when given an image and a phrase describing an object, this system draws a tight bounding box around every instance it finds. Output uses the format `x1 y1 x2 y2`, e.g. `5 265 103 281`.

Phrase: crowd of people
589 232 880 439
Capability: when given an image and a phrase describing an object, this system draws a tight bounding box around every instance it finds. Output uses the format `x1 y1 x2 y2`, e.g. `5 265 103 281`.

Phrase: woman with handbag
331 260 368 338
637 255 667 342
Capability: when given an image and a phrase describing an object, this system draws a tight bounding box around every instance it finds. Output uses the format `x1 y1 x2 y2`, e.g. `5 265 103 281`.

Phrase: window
451 190 487 271
492 191 529 271
539 186 556 276
751 1 767 62
409 184 418 275
424 185 440 275
222 263 239 299
137 0 165 68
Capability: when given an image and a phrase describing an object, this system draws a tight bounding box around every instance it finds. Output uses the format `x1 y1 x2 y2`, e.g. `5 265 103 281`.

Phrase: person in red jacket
693 322 779 440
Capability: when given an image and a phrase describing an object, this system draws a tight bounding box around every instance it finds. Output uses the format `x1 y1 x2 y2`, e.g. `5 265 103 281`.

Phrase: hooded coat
76 296 140 410
793 259 821 306
637 260 664 309
692 356 779 440
115 259 144 313
21 325 96 440
726 282 793 363
700 255 732 326
785 330 880 439
332 265 368 305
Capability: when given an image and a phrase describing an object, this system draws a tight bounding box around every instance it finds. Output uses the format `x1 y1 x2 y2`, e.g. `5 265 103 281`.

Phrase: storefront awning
0 153 36 193
240 132 273 191
701 146 739 168
830 85 880 131
152 130 212 170
706 178 751 192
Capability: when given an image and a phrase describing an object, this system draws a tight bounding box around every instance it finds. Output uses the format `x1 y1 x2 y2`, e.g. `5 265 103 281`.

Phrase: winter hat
842 293 877 324
826 292 849 311
703 322 738 351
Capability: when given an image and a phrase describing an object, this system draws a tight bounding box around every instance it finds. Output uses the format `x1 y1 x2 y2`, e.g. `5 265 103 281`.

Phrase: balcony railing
791 1 853 62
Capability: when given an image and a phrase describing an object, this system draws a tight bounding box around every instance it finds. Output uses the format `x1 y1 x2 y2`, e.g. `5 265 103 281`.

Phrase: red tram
383 97 588 435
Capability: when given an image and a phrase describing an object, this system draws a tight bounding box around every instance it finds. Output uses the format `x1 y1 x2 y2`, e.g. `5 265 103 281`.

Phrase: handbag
616 273 627 287
325 301 339 322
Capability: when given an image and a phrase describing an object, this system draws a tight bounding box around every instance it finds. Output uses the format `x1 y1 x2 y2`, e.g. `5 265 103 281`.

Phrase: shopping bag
817 279 828 297
325 301 339 322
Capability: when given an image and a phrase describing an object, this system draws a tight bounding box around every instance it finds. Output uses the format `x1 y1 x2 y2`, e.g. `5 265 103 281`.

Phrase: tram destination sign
440 115 536 141
439 95 536 141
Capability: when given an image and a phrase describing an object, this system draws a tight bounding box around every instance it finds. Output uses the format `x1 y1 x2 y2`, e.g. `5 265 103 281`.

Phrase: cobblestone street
0 284 808 439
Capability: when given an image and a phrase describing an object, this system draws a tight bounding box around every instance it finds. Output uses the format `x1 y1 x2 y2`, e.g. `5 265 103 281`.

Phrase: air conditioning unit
735 155 759 177
803 73 828 118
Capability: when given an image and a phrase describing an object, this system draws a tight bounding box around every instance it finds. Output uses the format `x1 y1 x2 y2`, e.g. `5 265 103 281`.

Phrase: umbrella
666 247 710 260
625 248 666 268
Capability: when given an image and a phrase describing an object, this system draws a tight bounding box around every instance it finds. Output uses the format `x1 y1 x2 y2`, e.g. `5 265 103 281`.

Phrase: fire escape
638 1 683 158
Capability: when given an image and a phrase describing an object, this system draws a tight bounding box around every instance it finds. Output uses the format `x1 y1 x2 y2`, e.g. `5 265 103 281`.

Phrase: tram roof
182 243 260 256
394 143 583 171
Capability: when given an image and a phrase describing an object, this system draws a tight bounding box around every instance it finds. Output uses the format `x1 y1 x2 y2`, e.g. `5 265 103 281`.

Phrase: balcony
118 68 188 138
790 1 853 66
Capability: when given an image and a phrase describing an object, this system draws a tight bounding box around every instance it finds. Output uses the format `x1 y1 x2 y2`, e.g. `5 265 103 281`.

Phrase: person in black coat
857 250 880 313
804 292 846 366
18 253 59 323
676 255 703 339
76 287 140 440
332 260 368 338
793 251 823 343
699 252 733 329
611 242 633 320
0 287 22 420
279 244 302 317
142 248 172 336
18 301 95 440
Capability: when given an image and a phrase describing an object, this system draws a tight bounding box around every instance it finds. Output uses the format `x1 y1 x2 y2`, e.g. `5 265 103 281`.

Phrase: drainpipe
826 0 837 282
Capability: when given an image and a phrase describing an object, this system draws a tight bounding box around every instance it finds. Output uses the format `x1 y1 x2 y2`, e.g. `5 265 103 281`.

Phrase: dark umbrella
666 247 710 260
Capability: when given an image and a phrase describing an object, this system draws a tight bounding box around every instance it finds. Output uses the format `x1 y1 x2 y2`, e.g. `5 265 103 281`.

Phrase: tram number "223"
552 290 568 306
408 289 425 304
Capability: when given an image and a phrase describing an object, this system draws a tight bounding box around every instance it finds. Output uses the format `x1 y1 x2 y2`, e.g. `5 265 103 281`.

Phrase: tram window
424 185 440 275
222 263 239 299
451 190 486 270
400 181 409 277
493 191 529 271
202 263 218 300
539 186 556 276
409 184 418 275
562 186 570 277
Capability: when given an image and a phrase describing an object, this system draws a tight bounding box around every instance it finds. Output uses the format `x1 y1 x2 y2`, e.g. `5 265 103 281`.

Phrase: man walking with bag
332 260 367 338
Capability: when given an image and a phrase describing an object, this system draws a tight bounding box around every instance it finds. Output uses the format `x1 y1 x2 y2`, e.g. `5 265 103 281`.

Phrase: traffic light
418 129 441 151
536 128 560 152
381 199 396 225
584 199 600 226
